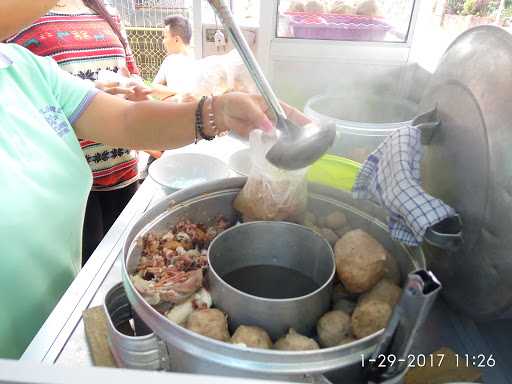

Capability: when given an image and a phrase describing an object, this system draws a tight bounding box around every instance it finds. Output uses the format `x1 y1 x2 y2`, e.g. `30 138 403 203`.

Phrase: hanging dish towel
352 125 456 246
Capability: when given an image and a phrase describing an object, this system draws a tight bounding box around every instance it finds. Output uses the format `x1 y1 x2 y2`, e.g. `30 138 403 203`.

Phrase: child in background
152 15 257 102
152 15 195 101
143 15 195 179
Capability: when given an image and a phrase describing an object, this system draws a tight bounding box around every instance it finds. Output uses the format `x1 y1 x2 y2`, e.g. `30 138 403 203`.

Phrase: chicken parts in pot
132 217 230 306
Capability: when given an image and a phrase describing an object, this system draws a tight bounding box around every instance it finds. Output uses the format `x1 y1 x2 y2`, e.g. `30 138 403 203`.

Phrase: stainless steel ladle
207 0 336 170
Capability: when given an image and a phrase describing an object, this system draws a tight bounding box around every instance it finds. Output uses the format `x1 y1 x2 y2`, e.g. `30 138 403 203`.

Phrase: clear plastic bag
190 50 258 98
192 55 231 97
234 130 309 222
222 50 258 94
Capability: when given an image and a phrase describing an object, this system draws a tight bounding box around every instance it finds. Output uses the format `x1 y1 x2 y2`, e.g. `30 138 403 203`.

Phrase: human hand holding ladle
207 0 336 170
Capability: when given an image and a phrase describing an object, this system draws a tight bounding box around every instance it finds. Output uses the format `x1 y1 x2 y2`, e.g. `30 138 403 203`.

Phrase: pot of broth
208 221 335 340
121 177 425 382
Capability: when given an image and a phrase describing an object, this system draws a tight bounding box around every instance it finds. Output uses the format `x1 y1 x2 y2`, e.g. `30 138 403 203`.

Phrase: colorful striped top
8 8 139 190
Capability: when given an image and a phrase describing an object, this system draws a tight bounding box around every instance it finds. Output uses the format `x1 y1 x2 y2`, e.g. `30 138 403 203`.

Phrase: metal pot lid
418 25 512 320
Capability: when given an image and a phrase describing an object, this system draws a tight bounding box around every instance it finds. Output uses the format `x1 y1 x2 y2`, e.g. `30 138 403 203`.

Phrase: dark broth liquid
222 265 320 299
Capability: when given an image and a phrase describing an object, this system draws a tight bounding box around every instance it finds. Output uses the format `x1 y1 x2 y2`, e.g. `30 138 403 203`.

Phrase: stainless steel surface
21 138 512 384
208 221 335 339
104 283 170 370
368 270 442 381
206 0 335 170
122 177 423 381
418 25 512 320
0 359 305 384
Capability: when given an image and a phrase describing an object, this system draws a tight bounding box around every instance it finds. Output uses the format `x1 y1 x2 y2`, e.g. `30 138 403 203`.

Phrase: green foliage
462 0 477 15
502 6 512 18
446 0 465 14
445 0 502 16
459 0 499 16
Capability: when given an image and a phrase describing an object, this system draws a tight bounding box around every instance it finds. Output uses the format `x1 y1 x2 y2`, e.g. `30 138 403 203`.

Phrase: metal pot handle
424 214 463 251
104 282 171 371
364 270 442 383
413 108 464 251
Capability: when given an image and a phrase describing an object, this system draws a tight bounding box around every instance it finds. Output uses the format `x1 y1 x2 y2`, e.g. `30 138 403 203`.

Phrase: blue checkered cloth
352 125 456 246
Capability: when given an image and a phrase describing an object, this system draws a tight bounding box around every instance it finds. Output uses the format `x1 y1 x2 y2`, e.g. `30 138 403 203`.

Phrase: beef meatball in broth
231 325 272 349
185 308 230 342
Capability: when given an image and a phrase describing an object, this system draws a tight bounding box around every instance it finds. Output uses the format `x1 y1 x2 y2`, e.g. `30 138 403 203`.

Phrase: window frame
273 0 421 46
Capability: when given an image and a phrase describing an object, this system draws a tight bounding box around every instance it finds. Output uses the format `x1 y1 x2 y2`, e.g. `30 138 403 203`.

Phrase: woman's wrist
212 95 229 136
202 95 228 138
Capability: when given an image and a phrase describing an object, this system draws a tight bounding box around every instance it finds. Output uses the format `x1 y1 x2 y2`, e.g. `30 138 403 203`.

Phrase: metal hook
412 106 440 145
424 214 463 251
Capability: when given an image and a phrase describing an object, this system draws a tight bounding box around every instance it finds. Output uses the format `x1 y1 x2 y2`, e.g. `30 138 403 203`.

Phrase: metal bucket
122 177 425 382
208 221 335 339
304 93 418 163
104 283 171 370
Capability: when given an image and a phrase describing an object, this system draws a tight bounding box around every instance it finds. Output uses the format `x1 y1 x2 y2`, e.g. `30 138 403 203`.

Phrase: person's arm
150 83 176 100
34 49 303 152
73 92 273 150
0 0 58 41
153 56 168 86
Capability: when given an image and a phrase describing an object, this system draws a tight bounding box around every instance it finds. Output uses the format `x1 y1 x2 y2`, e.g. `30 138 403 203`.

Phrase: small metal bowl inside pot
207 221 335 340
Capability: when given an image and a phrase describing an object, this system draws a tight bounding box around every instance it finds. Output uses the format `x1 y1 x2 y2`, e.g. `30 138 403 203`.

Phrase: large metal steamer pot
122 177 425 382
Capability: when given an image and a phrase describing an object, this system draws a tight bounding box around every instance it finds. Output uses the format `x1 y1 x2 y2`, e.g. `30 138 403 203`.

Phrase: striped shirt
8 8 139 190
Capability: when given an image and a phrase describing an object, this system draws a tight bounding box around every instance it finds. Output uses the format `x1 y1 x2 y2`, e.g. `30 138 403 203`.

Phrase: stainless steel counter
20 137 512 384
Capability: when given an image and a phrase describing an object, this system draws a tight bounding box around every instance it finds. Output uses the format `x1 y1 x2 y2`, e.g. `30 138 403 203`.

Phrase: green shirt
0 44 97 358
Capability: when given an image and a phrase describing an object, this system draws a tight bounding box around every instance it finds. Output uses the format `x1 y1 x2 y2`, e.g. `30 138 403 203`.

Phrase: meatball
360 279 402 307
304 0 325 13
334 229 387 293
288 0 305 12
330 0 355 14
352 299 392 339
320 227 339 246
317 310 352 348
231 325 272 349
324 211 348 230
185 308 230 342
274 329 319 351
356 0 381 17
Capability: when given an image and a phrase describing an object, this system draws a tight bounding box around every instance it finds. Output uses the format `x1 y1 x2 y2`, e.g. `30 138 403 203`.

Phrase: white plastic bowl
228 148 251 176
149 153 230 193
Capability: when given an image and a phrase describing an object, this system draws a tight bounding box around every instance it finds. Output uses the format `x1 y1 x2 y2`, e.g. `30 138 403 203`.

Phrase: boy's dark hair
164 15 192 45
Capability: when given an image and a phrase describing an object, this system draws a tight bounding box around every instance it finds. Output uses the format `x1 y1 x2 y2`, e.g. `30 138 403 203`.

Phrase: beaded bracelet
195 96 214 142
193 96 206 144
207 96 218 136
197 96 216 141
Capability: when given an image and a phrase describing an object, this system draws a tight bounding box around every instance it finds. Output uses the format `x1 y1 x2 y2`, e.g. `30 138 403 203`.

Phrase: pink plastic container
286 12 391 41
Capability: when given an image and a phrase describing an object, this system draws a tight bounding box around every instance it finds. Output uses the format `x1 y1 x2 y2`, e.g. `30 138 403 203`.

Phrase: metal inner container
122 178 424 381
208 221 335 339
